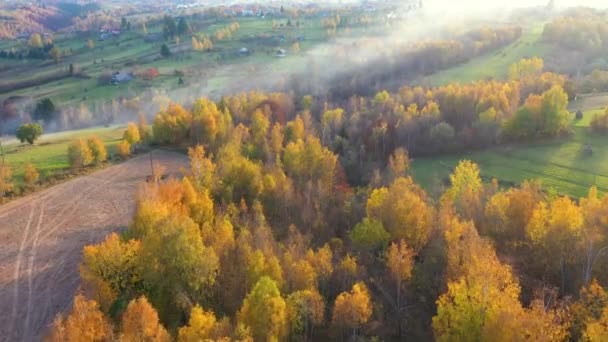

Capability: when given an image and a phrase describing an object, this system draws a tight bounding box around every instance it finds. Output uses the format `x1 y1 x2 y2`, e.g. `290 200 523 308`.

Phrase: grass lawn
2 125 125 185
426 24 547 86
410 110 608 199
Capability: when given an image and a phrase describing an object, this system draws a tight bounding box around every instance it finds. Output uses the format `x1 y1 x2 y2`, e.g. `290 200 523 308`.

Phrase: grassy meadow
411 108 608 198
426 24 547 85
2 125 124 185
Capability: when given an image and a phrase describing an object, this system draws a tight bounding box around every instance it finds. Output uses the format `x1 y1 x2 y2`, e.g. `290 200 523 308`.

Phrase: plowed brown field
0 150 188 341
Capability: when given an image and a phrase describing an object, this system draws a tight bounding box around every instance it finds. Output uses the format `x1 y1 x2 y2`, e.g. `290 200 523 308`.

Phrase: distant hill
0 2 100 39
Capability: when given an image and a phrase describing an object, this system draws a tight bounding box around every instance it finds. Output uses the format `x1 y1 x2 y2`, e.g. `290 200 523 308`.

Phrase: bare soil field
0 150 188 341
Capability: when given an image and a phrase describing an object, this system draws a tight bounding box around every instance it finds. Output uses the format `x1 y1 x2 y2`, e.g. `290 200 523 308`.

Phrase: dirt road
0 150 188 341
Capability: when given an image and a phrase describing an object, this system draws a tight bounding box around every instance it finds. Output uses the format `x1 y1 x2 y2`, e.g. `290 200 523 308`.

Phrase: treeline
45 93 608 340
542 8 608 76
296 58 569 183
542 8 608 51
326 26 522 99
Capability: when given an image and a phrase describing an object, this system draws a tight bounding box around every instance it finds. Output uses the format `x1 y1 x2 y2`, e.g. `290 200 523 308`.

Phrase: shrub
87 136 108 164
0 164 13 197
23 163 39 186
16 123 43 145
141 67 159 80
591 111 608 134
123 123 141 145
68 138 94 169
117 140 131 159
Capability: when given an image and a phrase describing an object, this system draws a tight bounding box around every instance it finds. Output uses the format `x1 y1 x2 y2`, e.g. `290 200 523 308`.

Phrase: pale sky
424 0 607 13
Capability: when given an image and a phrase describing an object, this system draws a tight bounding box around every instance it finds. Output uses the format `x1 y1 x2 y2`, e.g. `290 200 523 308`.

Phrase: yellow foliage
23 163 39 186
45 295 112 342
87 136 108 164
68 138 93 169
123 123 141 145
331 282 372 330
120 296 170 342
117 140 131 159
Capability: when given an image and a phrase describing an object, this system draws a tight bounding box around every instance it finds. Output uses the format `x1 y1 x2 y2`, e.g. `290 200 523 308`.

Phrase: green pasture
411 110 608 199
427 24 548 86
2 125 124 184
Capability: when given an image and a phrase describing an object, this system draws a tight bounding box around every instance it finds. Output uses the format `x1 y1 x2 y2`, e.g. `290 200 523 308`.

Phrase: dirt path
0 150 188 341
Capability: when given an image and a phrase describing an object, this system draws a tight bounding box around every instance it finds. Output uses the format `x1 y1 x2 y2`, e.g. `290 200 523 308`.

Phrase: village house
110 71 133 85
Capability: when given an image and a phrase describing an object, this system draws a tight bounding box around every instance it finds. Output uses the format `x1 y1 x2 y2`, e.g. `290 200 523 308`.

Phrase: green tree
177 17 190 35
16 123 43 145
33 98 57 122
50 46 61 63
286 289 325 341
349 218 389 252
238 276 288 342
138 214 219 323
160 43 171 58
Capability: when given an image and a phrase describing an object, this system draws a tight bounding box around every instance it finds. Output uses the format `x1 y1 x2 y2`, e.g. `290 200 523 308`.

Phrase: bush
117 140 131 159
0 164 13 197
123 123 141 145
68 138 94 169
16 123 43 145
23 163 39 186
160 43 171 57
141 67 159 80
87 136 108 164
591 111 608 134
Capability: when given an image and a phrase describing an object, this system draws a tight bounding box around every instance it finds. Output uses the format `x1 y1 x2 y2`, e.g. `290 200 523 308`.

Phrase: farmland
0 15 358 109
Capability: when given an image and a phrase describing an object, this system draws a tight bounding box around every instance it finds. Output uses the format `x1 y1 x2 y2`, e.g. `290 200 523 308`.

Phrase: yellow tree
366 177 433 252
238 276 288 341
0 163 12 197
23 163 39 187
286 289 325 341
385 239 415 337
509 57 544 80
123 123 141 145
117 140 131 159
443 160 482 220
29 33 43 48
120 296 170 342
88 136 108 164
387 147 410 181
579 187 608 285
139 214 219 324
526 196 584 294
188 145 215 190
67 138 93 169
46 295 112 342
80 233 141 312
584 307 608 342
178 305 231 341
331 282 372 339
571 280 608 340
